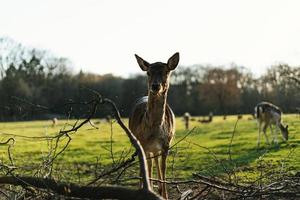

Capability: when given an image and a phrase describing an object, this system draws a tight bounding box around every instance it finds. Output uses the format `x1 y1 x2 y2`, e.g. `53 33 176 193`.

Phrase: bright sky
1 0 300 77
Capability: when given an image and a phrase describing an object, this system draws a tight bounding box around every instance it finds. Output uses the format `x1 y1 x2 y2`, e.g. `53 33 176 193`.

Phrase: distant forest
0 37 299 121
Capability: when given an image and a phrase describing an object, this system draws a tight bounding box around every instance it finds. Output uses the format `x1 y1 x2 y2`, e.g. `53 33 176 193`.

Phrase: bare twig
102 98 151 191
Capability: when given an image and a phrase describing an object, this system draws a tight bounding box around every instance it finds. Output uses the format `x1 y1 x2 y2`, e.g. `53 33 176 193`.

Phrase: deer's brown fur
129 53 179 199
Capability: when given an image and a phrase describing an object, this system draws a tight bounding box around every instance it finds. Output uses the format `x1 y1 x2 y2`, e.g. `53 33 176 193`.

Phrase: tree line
0 38 299 121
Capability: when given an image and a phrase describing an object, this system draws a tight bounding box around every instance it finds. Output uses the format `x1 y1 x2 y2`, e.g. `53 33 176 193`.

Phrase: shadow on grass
210 131 235 139
193 140 298 177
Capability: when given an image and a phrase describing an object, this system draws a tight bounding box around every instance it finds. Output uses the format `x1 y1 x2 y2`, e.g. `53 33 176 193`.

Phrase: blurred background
0 0 299 120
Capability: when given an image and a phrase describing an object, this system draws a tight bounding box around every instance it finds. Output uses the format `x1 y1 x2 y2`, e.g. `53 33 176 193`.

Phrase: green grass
0 114 299 184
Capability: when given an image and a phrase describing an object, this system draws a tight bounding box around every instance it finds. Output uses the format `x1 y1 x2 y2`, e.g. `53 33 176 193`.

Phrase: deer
129 52 179 199
51 117 58 127
183 112 191 130
255 101 289 148
198 112 213 123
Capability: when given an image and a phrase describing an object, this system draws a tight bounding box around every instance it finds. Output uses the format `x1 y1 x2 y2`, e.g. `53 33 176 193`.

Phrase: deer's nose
151 84 160 91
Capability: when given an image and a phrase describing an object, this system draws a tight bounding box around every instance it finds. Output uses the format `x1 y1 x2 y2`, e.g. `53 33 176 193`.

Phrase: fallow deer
129 53 179 199
255 101 288 147
51 117 58 127
198 112 213 123
183 112 191 130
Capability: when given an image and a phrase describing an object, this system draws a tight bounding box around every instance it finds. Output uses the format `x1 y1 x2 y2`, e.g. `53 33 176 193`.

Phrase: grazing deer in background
51 117 58 127
199 112 213 123
255 102 289 147
183 112 191 130
129 52 179 199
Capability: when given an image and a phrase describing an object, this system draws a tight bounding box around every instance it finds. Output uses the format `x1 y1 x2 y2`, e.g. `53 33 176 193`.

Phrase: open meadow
0 114 299 192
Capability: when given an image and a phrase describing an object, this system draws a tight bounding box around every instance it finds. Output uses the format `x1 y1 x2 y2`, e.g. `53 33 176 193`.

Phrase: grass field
0 114 299 186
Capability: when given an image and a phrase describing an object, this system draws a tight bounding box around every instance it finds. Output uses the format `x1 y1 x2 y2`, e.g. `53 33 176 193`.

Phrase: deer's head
135 53 179 96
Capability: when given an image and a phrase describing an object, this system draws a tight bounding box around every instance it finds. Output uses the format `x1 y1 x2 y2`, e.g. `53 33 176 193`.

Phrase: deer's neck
147 90 168 127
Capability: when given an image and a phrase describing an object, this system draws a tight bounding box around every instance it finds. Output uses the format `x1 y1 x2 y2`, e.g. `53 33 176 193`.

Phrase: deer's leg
263 123 270 145
269 124 275 144
147 152 153 188
154 153 162 195
274 123 279 144
257 121 262 148
161 151 168 199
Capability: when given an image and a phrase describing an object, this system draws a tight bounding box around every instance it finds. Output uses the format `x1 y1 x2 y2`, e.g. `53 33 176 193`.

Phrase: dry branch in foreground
0 94 162 199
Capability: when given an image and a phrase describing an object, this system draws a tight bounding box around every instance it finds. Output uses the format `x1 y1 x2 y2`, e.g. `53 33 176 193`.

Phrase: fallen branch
0 176 161 200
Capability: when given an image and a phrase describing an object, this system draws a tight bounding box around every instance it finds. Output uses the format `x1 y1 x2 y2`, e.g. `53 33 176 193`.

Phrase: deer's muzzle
151 84 161 94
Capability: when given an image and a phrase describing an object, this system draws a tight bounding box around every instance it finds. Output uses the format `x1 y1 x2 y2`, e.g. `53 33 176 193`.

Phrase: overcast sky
1 0 300 77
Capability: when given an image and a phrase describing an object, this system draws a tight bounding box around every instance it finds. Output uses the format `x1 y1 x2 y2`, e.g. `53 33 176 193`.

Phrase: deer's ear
135 54 149 71
167 52 179 70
